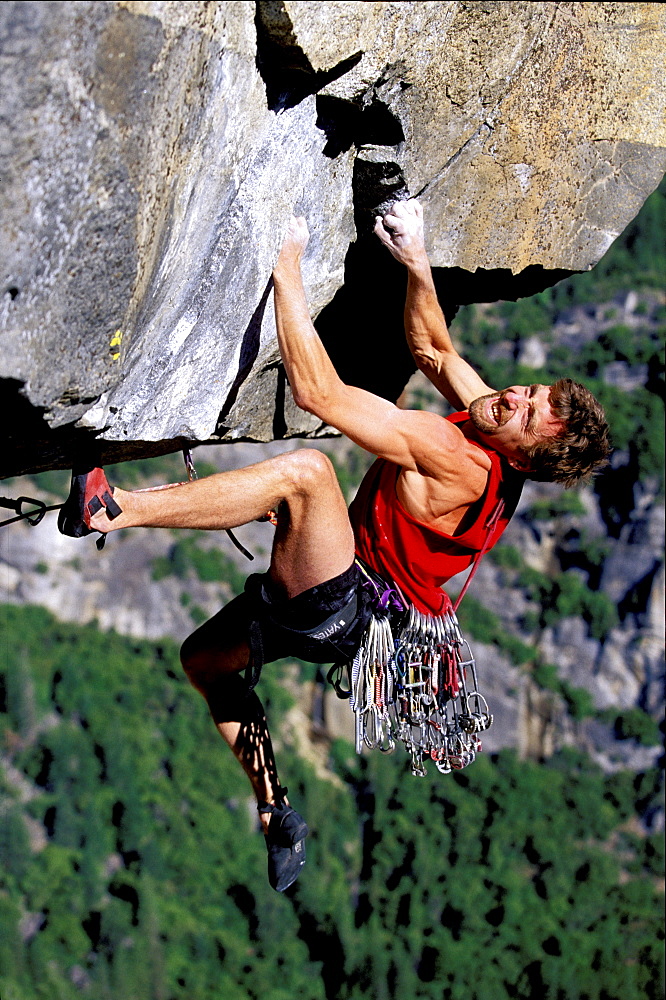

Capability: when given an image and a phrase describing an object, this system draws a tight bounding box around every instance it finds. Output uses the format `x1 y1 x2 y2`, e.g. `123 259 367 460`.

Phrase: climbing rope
0 495 62 528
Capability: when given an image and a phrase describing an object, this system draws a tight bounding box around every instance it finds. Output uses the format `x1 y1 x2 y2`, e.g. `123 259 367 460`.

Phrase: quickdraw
347 597 493 778
0 495 62 528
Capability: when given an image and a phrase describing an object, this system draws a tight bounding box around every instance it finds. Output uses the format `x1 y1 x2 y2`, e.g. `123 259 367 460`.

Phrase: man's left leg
167 449 355 802
179 593 283 812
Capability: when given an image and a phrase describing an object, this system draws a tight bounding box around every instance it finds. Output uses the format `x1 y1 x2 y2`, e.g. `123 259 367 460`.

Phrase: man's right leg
89 448 353 597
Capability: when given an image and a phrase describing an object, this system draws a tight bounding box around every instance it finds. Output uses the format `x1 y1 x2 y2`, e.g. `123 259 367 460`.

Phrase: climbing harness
335 499 505 778
244 568 363 697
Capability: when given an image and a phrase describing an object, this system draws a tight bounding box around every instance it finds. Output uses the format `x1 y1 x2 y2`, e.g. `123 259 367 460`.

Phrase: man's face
468 384 565 465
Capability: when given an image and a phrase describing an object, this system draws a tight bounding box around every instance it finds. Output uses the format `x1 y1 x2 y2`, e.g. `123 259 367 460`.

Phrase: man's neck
459 417 526 471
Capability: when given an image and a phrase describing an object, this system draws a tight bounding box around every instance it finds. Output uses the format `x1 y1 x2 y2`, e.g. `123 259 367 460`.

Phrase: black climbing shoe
259 791 308 893
58 466 122 550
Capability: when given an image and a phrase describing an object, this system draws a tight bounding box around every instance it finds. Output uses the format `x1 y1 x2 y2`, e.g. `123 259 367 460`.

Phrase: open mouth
469 392 512 432
488 398 508 426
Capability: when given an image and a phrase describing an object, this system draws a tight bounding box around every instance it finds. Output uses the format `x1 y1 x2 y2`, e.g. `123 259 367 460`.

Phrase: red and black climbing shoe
58 467 122 550
258 790 308 892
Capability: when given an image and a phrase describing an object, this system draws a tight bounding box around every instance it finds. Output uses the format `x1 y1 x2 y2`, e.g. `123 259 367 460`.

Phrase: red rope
452 499 505 613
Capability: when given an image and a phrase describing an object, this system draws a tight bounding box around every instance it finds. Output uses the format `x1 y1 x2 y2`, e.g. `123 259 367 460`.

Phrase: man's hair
523 378 611 487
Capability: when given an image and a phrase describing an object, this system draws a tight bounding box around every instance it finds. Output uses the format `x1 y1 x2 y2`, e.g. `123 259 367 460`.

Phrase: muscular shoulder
408 411 491 481
397 415 491 521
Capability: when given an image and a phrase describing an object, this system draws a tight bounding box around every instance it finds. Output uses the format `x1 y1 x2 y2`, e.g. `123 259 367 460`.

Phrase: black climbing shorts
239 562 373 667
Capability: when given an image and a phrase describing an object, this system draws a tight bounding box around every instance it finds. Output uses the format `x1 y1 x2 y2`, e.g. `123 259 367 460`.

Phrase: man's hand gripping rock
274 215 310 279
374 199 428 267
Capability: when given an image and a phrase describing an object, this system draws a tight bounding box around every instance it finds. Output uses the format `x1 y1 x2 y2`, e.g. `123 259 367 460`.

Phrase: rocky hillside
2 1 666 475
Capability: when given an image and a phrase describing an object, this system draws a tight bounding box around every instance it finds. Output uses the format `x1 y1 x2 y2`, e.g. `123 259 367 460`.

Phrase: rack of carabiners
350 605 493 776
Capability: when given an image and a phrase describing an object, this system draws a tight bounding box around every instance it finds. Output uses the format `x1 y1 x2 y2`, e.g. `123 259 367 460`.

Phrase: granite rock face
1 1 665 475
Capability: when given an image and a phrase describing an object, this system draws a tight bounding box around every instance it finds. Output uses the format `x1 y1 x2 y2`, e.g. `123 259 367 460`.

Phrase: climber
58 199 611 892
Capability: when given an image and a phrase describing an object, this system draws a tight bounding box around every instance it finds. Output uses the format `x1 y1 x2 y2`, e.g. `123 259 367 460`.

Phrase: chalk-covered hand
274 216 310 276
374 199 426 264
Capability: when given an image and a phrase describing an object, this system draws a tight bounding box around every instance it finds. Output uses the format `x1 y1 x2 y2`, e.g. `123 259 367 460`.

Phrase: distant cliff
2 1 666 475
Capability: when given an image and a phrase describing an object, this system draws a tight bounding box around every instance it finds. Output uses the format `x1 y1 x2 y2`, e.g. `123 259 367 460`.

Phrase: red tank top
349 411 525 615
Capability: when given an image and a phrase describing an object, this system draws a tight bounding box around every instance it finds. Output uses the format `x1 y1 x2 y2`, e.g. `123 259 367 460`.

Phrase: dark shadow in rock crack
272 365 288 440
1 378 193 478
353 157 409 235
255 3 363 112
2 378 102 479
434 264 573 307
315 236 419 403
317 236 577 405
316 95 404 159
216 278 274 434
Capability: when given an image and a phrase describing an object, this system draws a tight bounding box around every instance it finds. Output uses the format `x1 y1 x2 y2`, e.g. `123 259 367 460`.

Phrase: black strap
244 619 265 695
327 662 352 698
257 786 289 813
102 491 122 519
225 528 254 561
182 447 254 562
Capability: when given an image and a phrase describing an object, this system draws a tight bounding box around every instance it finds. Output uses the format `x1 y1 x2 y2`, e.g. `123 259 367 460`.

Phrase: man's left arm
374 200 495 410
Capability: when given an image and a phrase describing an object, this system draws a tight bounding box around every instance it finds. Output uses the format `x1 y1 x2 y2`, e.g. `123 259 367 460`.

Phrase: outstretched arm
374 200 494 410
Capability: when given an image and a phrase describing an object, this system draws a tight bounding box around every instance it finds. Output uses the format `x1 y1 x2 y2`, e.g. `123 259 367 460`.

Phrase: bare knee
180 637 258 723
283 449 339 499
180 632 221 691
180 632 249 694
180 635 206 691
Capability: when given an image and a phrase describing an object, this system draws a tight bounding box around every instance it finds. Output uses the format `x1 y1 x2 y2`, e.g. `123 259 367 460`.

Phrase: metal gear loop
348 604 493 777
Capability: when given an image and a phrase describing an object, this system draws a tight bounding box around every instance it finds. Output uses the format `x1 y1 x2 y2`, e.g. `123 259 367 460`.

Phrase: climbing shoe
58 466 122 550
259 791 308 892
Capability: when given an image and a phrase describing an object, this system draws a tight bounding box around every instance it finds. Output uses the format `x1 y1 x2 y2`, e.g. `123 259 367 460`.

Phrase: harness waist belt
267 592 358 641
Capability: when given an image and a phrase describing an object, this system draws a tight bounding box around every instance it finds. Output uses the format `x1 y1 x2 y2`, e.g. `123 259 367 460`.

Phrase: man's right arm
374 200 495 410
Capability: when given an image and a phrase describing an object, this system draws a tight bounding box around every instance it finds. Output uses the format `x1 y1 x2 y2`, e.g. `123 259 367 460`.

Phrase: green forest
1 181 665 999
1 604 663 1000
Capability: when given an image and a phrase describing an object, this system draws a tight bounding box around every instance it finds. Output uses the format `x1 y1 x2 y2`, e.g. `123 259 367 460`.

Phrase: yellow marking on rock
110 329 123 360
